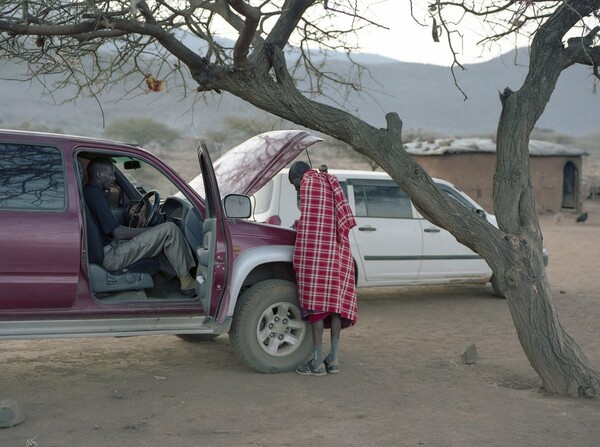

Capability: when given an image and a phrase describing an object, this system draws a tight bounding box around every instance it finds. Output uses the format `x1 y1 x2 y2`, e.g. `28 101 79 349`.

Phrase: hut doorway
562 162 578 209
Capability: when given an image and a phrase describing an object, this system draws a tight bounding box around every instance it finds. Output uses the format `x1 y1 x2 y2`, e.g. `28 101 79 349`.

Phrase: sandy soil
2 202 600 447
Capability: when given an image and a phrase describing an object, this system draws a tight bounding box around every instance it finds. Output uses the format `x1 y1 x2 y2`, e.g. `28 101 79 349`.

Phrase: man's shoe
324 356 339 374
295 361 326 377
181 288 197 298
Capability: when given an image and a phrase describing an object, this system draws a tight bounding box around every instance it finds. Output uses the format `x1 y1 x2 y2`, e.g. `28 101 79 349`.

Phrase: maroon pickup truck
0 129 321 373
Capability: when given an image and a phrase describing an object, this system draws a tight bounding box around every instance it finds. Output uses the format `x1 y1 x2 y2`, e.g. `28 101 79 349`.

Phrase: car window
339 181 348 198
437 184 476 211
0 143 66 211
352 182 412 219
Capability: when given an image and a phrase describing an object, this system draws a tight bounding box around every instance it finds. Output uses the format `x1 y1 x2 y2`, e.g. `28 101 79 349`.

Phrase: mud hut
405 138 587 214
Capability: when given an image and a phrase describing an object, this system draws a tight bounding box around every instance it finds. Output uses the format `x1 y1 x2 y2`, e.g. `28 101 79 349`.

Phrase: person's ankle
179 274 195 290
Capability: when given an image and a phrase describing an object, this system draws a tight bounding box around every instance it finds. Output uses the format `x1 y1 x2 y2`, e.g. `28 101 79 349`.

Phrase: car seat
84 205 159 293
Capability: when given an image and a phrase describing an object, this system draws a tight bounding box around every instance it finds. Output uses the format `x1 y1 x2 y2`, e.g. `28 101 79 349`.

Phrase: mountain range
0 48 597 139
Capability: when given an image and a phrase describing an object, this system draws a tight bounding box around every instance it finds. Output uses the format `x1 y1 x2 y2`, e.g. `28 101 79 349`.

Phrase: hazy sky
356 2 520 66
213 2 524 66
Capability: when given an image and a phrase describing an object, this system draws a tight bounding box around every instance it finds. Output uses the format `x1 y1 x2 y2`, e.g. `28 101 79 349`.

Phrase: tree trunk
492 4 600 396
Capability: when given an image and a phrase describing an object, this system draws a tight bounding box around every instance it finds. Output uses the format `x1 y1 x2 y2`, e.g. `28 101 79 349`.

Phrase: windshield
113 156 183 198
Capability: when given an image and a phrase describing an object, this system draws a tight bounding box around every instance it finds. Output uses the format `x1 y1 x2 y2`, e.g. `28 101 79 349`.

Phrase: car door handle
424 228 440 233
358 226 377 232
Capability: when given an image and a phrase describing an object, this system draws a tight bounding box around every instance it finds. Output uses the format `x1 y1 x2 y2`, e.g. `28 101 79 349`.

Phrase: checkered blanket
293 169 357 324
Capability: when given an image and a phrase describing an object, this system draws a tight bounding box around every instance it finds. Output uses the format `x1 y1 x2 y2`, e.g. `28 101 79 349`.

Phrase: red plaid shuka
293 169 358 326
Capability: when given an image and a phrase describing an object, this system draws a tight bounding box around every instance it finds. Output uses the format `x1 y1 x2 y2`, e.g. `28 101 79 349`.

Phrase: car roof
0 129 140 151
278 168 450 185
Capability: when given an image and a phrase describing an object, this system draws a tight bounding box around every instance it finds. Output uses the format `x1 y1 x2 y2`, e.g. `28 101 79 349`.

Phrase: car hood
189 130 322 197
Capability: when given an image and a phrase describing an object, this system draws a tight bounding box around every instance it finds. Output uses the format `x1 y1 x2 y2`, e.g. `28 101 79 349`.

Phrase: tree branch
266 0 316 48
0 19 101 37
564 26 600 69
227 0 261 66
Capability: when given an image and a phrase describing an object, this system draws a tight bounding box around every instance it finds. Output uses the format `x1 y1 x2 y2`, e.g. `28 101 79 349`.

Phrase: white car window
437 184 476 211
353 183 412 219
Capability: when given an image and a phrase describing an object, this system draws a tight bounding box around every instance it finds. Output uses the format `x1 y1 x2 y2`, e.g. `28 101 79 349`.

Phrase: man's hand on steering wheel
129 190 161 228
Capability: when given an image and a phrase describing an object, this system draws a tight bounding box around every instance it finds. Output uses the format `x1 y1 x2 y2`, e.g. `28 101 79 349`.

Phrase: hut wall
411 153 582 214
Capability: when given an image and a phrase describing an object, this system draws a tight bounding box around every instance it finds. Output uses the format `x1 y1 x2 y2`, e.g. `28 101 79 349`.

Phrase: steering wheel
129 190 161 228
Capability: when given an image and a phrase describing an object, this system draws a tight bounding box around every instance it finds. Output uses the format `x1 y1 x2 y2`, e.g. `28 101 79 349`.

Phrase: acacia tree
1 0 599 396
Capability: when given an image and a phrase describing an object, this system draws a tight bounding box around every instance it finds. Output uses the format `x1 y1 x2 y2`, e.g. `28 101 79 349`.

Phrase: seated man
84 157 197 297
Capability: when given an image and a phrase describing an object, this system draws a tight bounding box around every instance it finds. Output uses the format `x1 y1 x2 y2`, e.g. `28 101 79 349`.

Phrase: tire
490 274 506 298
176 334 219 342
229 279 312 373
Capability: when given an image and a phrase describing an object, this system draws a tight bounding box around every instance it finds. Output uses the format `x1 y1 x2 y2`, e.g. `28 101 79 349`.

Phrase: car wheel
229 279 312 373
490 274 506 298
175 334 219 342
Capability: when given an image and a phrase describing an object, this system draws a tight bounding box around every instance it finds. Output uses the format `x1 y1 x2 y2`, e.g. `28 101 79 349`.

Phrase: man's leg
103 222 195 290
311 319 325 367
329 313 341 361
296 318 326 376
323 313 341 374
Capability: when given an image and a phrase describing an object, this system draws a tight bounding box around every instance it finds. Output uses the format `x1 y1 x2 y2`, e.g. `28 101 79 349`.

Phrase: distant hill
0 48 597 138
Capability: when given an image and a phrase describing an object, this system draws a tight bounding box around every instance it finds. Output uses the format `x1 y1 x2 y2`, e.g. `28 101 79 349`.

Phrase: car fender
226 245 295 316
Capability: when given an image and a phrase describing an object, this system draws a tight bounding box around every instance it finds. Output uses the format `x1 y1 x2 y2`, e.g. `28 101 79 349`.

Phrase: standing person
289 161 358 376
84 157 197 297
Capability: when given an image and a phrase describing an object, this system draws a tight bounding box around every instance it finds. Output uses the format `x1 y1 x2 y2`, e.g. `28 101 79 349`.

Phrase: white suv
246 168 547 295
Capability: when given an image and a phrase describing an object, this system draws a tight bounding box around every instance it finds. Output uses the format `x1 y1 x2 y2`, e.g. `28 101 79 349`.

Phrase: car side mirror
475 208 487 218
223 194 252 219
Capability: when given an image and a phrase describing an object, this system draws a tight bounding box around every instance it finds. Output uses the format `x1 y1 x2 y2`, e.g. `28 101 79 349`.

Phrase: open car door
196 141 232 323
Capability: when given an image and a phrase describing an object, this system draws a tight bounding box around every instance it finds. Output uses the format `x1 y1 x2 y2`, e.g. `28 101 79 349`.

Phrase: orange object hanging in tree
144 74 165 92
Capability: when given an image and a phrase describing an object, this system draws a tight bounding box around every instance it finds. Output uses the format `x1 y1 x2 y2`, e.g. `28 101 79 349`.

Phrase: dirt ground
2 202 600 447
